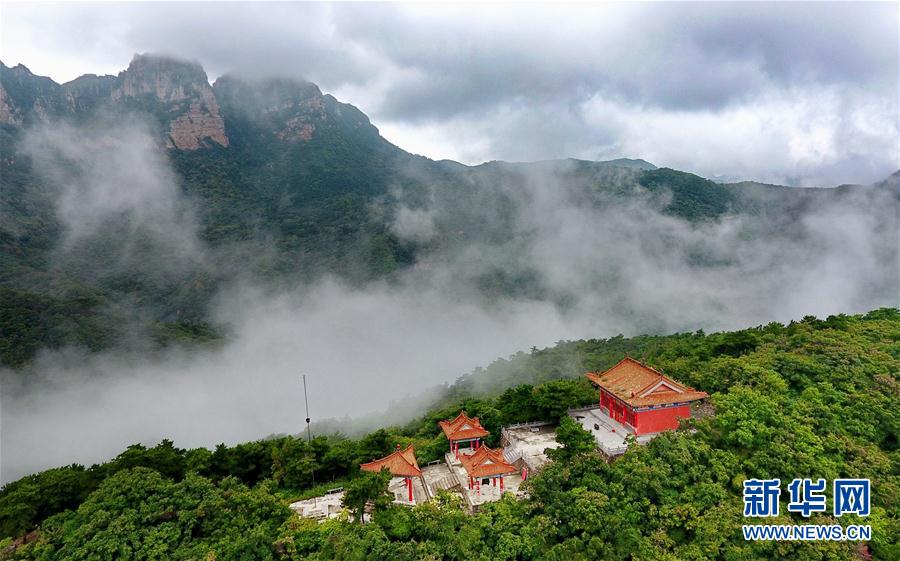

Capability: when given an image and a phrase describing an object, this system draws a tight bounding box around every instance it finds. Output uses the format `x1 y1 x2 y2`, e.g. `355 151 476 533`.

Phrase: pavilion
586 357 708 435
438 411 489 458
360 444 423 503
458 445 517 493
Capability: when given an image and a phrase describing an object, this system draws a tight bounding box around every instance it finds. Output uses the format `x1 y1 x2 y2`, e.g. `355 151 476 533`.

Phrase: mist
1 122 897 484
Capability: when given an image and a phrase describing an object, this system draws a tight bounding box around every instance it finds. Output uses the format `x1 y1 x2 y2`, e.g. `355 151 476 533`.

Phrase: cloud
21 118 203 264
579 86 899 186
1 2 896 183
3 154 896 483
0 4 898 483
391 204 437 243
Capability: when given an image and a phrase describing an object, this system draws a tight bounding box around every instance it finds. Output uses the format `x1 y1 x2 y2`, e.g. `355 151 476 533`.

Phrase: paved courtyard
289 490 346 521
568 406 656 456
501 423 561 471
421 461 462 497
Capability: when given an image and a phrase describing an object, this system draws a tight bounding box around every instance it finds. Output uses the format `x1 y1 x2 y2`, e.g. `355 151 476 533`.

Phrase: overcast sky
2 2 897 185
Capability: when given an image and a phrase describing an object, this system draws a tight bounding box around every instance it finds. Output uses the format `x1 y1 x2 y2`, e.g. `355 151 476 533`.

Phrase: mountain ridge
1 54 897 368
5 53 894 186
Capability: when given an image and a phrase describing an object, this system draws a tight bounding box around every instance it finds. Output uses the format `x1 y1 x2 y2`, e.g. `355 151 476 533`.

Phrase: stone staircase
431 474 460 491
422 463 462 500
503 447 522 465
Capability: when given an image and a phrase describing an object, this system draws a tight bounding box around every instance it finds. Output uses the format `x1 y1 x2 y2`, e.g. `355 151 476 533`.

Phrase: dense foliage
3 60 887 368
1 308 897 560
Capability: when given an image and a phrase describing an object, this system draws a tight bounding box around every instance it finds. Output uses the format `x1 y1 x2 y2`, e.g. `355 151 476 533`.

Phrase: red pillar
492 477 496 486
455 441 459 459
500 476 504 491
407 477 413 502
522 467 528 481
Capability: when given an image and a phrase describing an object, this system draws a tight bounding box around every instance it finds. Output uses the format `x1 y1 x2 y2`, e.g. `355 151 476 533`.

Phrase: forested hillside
2 308 897 560
2 56 897 368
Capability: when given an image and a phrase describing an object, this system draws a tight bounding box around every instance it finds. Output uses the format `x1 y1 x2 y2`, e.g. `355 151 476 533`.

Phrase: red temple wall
633 405 691 434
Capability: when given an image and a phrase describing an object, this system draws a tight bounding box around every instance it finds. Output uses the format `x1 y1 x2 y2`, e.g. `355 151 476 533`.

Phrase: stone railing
501 420 553 431
500 420 554 448
566 405 598 415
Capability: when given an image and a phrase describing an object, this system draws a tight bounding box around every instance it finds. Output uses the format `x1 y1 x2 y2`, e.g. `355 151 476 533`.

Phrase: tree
548 416 597 462
4 310 899 561
533 379 597 421
271 438 316 489
343 469 392 523
497 384 541 425
14 467 290 561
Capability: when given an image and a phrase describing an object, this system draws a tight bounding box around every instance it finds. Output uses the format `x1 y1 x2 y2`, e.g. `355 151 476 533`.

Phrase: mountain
1 54 897 368
1 308 898 558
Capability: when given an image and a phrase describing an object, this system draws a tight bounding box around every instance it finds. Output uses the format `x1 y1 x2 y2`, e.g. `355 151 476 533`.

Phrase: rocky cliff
111 54 228 149
1 56 228 150
0 54 391 153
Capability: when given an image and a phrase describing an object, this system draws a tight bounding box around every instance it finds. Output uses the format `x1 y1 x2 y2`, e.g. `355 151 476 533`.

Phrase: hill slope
1 55 898 368
0 308 897 560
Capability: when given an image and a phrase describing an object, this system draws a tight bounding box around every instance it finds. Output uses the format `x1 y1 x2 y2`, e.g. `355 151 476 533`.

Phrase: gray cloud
2 2 896 184
22 119 202 259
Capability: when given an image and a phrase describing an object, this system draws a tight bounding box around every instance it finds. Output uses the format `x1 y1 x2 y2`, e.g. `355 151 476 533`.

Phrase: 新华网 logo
741 478 871 541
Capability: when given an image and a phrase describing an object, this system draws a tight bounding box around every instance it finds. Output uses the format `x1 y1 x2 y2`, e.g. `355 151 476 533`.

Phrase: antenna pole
303 374 312 444
302 374 316 488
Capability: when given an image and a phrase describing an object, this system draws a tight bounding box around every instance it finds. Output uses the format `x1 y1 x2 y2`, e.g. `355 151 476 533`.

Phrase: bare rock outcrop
114 54 229 150
166 100 230 149
0 83 21 125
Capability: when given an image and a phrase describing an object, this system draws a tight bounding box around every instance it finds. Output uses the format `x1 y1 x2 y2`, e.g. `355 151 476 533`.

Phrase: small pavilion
438 411 489 458
586 357 708 435
360 444 422 503
458 445 517 493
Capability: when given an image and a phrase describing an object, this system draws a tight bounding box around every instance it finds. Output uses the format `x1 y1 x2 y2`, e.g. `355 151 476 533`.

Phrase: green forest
1 308 897 560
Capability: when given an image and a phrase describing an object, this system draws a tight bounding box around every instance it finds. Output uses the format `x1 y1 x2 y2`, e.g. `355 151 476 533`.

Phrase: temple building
438 411 489 458
586 357 708 435
458 445 517 493
360 444 423 503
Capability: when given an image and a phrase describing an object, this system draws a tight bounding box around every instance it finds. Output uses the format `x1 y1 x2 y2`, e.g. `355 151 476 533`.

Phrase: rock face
112 54 207 103
113 54 229 150
63 74 117 112
0 83 21 125
213 74 383 148
0 54 385 151
0 63 70 125
165 96 230 149
213 75 327 143
276 116 316 141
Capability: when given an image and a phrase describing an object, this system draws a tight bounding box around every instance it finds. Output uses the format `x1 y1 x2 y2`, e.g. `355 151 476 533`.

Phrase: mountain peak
2 55 387 152
6 62 35 76
113 53 211 103
212 73 381 145
126 53 206 75
213 74 322 112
